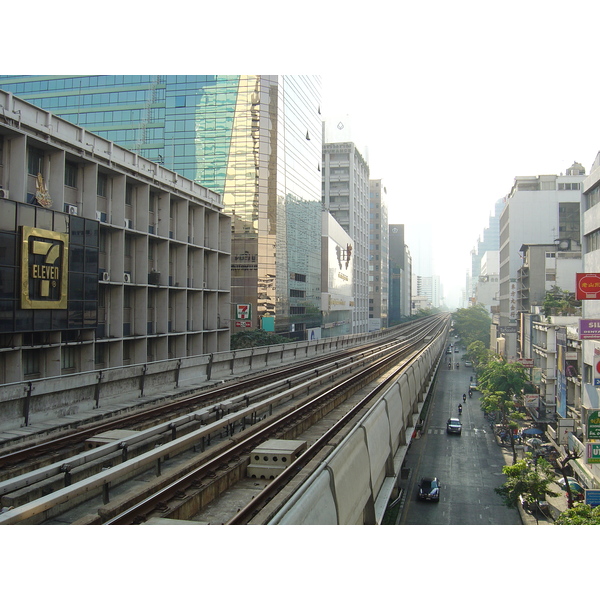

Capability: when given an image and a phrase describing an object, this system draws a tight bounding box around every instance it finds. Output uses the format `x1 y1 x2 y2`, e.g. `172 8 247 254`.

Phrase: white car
446 418 462 435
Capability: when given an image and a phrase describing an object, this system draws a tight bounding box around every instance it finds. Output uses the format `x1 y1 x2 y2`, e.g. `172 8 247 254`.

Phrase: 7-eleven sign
236 304 251 319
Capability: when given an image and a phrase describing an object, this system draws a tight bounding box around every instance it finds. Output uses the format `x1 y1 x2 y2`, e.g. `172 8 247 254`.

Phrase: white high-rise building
322 135 370 334
412 274 441 309
497 162 585 360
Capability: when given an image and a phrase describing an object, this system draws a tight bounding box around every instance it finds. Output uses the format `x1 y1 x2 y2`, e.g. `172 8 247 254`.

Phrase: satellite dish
558 240 570 250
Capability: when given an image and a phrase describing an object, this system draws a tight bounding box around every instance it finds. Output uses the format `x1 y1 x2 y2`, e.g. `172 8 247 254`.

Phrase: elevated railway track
0 314 450 525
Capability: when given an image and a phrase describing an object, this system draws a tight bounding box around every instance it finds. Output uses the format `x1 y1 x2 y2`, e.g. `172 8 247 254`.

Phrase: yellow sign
21 226 69 309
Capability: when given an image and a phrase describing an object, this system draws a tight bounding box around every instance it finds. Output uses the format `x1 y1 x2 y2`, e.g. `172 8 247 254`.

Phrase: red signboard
235 320 252 328
576 273 600 300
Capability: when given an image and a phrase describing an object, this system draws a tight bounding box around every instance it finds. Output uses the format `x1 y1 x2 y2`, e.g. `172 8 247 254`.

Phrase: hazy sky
317 2 600 308
17 1 600 310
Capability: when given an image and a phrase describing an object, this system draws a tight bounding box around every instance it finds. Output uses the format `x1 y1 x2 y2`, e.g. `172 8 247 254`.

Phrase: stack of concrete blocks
247 439 307 480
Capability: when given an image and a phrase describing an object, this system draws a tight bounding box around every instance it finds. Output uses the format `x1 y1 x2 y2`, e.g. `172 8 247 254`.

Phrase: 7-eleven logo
21 226 69 309
236 304 251 319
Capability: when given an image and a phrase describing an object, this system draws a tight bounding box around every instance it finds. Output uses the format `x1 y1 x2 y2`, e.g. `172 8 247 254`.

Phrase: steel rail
0 316 449 524
0 336 403 496
0 326 420 468
106 317 448 525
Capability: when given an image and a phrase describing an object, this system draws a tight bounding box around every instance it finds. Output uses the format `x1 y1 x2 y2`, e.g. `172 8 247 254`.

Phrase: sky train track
0 314 449 525
0 316 438 472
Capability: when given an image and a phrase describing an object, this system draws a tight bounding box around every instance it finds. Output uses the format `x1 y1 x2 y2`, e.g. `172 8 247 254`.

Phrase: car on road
446 418 462 435
418 477 440 502
464 360 472 367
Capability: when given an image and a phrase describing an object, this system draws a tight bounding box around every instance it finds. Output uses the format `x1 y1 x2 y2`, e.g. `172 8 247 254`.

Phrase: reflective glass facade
0 75 323 337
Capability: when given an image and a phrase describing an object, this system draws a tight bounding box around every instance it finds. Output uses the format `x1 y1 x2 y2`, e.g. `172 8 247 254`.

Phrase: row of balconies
97 319 227 339
97 269 223 289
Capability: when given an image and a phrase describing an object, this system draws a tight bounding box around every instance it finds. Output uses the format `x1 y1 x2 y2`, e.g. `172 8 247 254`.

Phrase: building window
27 147 44 175
290 307 306 315
23 350 40 376
290 289 305 298
97 173 108 197
586 186 600 211
94 344 105 366
65 162 78 188
125 184 134 205
61 346 76 370
585 229 600 253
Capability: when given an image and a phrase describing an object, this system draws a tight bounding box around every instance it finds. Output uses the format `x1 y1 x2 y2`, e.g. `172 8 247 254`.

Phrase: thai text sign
585 490 600 506
576 273 600 300
588 410 600 438
579 319 600 339
586 443 600 463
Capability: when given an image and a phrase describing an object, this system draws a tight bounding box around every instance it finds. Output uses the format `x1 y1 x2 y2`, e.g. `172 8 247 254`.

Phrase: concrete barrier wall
386 381 405 456
362 401 393 495
269 334 446 525
326 428 373 525
274 470 339 525
0 329 400 431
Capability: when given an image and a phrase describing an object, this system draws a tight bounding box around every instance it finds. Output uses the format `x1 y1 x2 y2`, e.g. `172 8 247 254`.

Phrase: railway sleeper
1 450 157 524
96 448 249 523
0 427 204 515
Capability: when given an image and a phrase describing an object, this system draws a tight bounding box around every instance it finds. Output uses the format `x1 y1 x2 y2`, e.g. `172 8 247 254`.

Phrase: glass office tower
0 75 323 338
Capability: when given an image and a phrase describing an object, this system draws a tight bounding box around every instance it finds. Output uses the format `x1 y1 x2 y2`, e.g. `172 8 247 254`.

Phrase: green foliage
481 389 527 463
477 358 528 401
230 330 290 349
466 340 490 368
542 286 581 317
452 305 491 348
555 503 600 525
495 456 558 509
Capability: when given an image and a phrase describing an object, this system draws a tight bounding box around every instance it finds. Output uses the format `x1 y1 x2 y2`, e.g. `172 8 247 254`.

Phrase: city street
398 356 522 525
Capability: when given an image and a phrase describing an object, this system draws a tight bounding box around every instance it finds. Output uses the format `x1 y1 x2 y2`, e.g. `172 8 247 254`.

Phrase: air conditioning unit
96 211 108 223
124 219 133 229
102 272 111 282
148 271 160 285
0 189 9 199
123 272 132 283
64 203 78 215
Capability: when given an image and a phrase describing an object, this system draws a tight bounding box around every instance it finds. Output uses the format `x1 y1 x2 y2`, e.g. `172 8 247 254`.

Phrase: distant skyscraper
368 179 388 330
322 138 370 333
470 197 503 298
0 75 323 339
405 222 434 278
389 224 412 322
